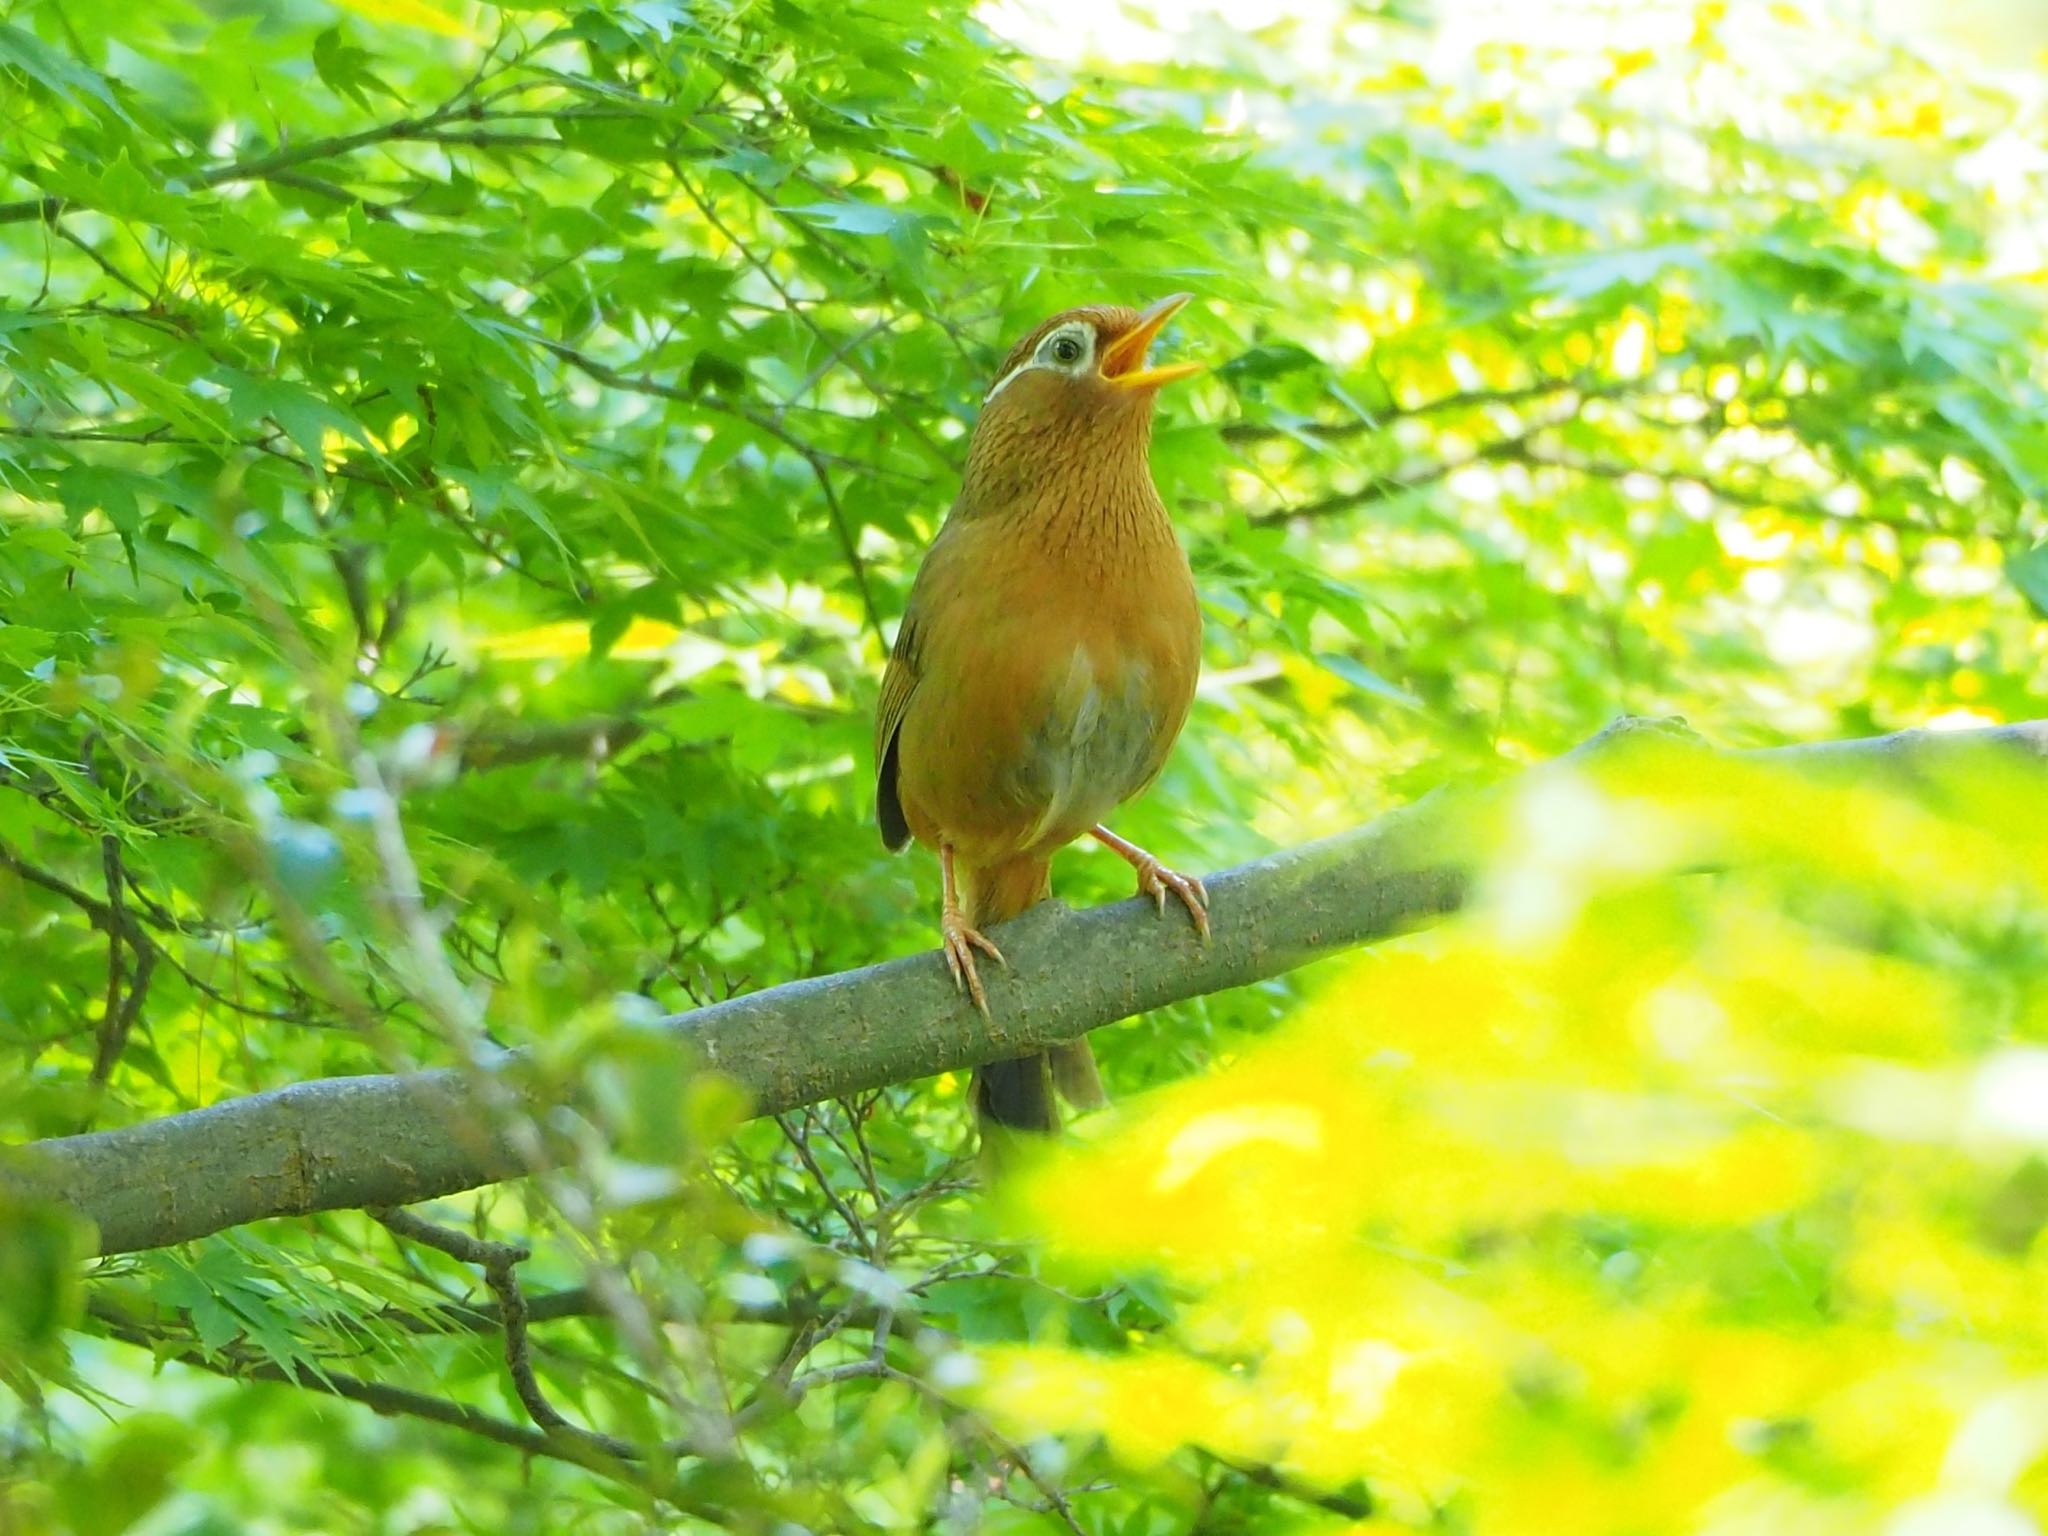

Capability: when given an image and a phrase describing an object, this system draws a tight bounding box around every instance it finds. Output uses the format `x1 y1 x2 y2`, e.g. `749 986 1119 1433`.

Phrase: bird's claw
941 914 1006 1022
1132 855 1210 941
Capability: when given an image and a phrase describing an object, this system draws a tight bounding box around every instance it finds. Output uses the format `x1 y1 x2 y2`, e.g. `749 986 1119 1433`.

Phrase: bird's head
981 292 1200 417
962 295 1199 504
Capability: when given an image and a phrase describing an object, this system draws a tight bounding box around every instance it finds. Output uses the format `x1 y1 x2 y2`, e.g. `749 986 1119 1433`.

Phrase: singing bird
875 294 1208 1137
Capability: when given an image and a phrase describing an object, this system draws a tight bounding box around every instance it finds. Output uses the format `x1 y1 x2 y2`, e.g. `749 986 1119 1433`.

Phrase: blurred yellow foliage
973 750 2048 1531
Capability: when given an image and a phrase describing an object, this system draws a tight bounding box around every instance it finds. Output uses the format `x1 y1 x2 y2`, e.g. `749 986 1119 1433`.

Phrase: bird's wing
878 514 970 854
874 602 921 851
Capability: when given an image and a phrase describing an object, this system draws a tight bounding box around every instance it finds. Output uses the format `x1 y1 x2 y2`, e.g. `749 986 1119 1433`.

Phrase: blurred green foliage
1 0 2045 1530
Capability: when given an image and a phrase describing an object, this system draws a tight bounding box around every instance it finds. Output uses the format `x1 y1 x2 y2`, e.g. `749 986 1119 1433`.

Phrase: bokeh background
3 0 2047 1530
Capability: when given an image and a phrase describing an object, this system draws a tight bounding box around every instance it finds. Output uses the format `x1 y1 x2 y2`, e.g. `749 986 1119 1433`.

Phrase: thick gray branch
6 719 2044 1257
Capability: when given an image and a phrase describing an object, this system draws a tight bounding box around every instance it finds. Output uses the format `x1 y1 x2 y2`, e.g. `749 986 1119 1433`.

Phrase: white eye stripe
983 364 1029 404
982 322 1097 402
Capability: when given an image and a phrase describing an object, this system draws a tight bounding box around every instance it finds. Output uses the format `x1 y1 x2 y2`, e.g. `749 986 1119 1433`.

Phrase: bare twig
513 328 890 635
1218 373 1632 444
1203 1451 1374 1521
1506 444 1950 537
89 742 132 1089
370 1205 643 1459
888 1364 1093 1535
776 1113 878 1261
780 314 900 407
89 946 156 1090
1250 430 1544 525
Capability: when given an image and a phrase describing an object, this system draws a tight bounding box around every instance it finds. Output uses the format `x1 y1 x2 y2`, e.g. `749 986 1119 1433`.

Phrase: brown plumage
875 295 1208 1139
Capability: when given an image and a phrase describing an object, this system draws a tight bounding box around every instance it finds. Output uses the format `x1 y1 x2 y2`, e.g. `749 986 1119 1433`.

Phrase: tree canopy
3 0 2048 1532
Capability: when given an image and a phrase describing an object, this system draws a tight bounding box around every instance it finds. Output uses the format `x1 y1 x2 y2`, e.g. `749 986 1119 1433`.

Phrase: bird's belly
902 637 1173 862
1002 646 1161 850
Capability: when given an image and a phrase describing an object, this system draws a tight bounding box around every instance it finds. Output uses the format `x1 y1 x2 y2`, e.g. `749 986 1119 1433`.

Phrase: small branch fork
368 1205 640 1462
372 1188 1128 1519
75 737 155 1092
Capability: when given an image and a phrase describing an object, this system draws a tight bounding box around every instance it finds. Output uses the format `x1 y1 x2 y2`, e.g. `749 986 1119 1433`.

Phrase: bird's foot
1092 826 1210 941
1133 856 1210 940
941 909 1006 1020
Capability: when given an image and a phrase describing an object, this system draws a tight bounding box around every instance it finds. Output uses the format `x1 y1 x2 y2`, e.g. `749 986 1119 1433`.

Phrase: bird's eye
1047 333 1084 366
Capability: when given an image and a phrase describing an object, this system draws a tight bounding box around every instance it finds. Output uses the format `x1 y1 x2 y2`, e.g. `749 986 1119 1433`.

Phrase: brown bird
874 294 1208 1138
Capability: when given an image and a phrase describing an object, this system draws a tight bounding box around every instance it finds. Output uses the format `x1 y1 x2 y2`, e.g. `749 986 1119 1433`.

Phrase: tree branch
6 720 2045 1257
1249 429 1547 524
1217 374 1635 445
1203 1451 1374 1520
1504 443 1953 537
0 99 493 226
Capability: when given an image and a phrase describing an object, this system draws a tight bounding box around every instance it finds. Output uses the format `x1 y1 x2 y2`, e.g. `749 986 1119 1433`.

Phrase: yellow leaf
333 0 476 40
479 617 687 661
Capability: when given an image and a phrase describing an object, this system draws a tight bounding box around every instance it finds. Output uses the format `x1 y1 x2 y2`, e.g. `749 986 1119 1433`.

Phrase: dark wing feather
874 607 921 851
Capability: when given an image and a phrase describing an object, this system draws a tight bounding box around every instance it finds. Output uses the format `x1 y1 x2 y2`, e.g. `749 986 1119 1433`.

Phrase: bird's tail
963 856 1105 1139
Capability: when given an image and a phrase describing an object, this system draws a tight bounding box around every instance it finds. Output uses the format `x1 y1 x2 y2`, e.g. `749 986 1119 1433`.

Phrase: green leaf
0 21 133 122
147 1256 245 1356
90 150 168 221
1217 343 1324 384
1940 389 2041 496
51 1416 191 1536
777 199 919 236
0 1193 85 1351
1315 651 1421 708
310 25 393 109
2008 543 2048 620
688 350 748 394
1535 242 1702 301
221 371 374 471
54 465 151 536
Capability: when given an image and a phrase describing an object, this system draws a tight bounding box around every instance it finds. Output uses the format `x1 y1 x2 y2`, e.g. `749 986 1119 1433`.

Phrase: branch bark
6 719 2044 1258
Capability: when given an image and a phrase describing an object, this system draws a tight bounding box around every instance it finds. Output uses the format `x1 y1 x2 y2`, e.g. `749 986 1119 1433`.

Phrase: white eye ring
1041 328 1089 368
984 323 1097 402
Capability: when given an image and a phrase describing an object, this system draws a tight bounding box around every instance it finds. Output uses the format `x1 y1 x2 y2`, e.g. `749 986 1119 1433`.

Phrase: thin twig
1203 1451 1375 1521
1219 373 1640 445
89 744 131 1088
0 90 527 226
1509 444 1951 537
1251 429 1542 524
90 946 156 1090
780 314 899 407
515 328 889 635
369 1205 642 1458
886 1364 1092 1535
775 1113 877 1261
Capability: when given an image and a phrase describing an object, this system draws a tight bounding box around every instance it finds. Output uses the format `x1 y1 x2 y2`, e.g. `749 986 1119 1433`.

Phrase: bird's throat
1016 470 1177 569
963 420 1174 567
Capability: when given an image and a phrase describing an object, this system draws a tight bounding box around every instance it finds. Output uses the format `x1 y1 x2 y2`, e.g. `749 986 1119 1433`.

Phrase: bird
874 293 1208 1140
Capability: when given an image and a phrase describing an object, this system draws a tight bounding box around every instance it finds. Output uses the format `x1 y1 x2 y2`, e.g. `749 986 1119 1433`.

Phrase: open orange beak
1101 292 1202 391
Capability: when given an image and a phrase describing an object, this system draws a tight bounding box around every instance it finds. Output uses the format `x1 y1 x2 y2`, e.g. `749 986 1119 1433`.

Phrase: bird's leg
939 842 1006 1019
1090 825 1210 940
